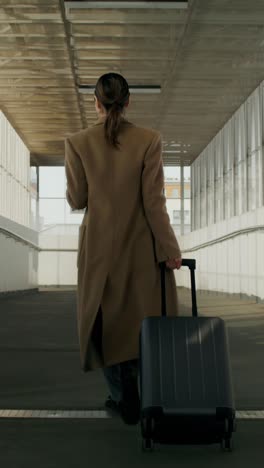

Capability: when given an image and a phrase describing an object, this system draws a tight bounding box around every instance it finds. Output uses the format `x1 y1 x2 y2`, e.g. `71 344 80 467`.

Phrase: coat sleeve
142 131 181 263
65 137 88 210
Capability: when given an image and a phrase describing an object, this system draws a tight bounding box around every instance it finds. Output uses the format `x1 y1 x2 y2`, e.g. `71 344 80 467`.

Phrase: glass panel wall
163 165 191 236
0 111 30 227
36 164 192 236
191 81 264 231
184 166 191 234
36 167 83 229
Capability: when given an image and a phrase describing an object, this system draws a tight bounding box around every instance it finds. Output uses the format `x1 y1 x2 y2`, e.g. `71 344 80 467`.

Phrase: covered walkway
1 0 264 466
0 288 263 466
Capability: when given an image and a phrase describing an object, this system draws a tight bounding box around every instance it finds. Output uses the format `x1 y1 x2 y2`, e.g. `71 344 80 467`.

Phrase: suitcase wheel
221 437 234 452
141 416 155 437
224 416 234 434
142 438 154 452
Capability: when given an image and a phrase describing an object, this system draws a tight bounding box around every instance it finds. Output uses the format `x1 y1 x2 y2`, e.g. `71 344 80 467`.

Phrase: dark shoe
104 395 121 417
119 401 140 425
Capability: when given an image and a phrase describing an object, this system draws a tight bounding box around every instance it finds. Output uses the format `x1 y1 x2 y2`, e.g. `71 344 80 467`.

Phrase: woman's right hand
165 258 182 270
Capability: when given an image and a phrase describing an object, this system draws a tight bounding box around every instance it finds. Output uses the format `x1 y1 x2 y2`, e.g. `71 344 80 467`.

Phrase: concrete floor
0 419 264 468
0 288 264 466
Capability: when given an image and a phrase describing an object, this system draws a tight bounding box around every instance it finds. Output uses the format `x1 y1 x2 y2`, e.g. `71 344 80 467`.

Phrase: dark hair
95 73 130 148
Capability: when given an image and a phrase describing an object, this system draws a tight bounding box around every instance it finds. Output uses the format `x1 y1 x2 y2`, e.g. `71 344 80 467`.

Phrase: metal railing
1 224 263 254
0 227 40 251
181 225 264 253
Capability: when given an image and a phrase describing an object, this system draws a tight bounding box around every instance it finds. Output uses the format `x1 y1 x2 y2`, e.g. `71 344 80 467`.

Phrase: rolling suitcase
139 258 236 452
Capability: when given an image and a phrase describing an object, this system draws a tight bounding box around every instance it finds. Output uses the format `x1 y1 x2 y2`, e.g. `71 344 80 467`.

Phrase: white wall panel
0 111 30 227
38 225 78 286
185 80 264 302
191 81 264 231
176 206 264 302
0 232 38 293
0 113 36 293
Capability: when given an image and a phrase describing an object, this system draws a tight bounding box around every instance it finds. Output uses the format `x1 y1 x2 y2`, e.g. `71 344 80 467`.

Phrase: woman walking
65 73 182 425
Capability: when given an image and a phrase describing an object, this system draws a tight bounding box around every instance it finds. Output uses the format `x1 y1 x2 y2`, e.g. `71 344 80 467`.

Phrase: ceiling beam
58 0 86 128
65 2 188 11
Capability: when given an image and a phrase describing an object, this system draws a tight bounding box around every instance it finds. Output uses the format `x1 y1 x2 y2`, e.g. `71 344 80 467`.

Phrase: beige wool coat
65 117 181 372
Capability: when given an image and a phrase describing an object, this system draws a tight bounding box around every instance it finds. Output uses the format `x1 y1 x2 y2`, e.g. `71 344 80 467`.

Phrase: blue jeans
103 359 139 403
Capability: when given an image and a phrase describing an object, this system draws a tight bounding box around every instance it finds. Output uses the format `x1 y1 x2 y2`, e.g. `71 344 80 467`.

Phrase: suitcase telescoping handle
160 258 198 318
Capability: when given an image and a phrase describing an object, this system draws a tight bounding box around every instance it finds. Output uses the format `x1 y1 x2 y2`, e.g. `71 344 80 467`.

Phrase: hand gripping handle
160 258 198 317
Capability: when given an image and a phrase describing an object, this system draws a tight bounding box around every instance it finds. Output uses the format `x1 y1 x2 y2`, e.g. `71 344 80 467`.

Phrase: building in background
164 174 191 235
